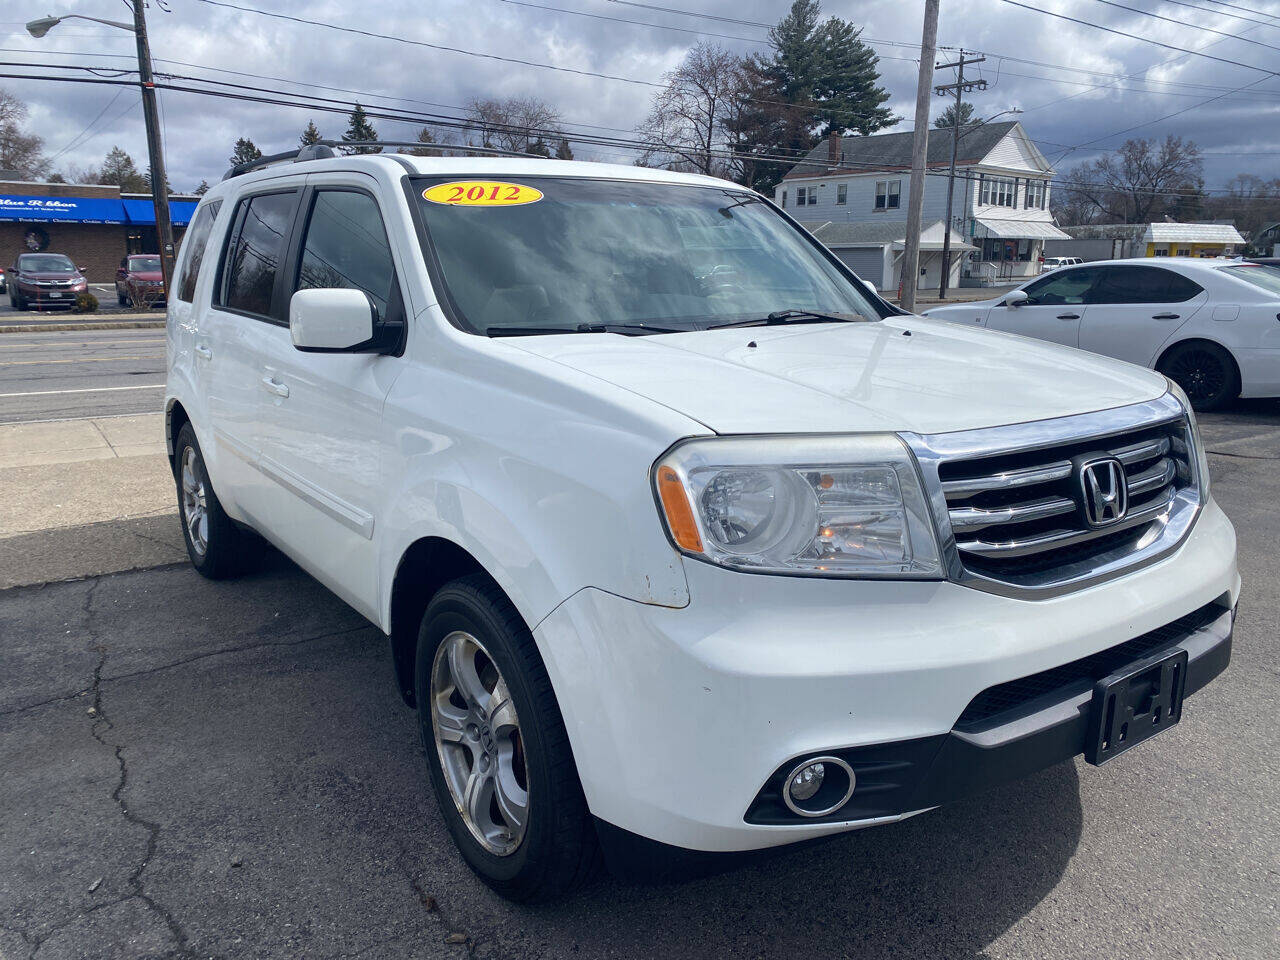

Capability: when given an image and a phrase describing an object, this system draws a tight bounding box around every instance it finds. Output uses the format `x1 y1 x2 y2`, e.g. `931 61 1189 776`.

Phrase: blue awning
122 198 199 226
0 194 126 224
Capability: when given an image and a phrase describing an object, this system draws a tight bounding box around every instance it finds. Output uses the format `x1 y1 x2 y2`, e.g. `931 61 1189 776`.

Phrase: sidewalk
0 311 165 333
0 413 185 589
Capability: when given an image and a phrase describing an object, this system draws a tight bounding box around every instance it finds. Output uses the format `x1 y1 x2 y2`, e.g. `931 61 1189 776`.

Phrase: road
1 403 1278 958
0 328 166 424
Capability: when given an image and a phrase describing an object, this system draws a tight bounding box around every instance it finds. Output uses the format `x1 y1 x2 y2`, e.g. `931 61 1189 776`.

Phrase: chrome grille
936 419 1192 583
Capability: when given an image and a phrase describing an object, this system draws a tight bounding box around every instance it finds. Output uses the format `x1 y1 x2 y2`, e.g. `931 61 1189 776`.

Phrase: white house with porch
775 121 1069 292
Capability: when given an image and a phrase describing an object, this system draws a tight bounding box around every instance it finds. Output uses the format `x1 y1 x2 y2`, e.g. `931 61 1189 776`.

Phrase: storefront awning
0 194 126 224
122 198 200 226
973 217 1071 241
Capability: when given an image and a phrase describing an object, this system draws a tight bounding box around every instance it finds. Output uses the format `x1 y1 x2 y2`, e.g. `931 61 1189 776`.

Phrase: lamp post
28 5 176 296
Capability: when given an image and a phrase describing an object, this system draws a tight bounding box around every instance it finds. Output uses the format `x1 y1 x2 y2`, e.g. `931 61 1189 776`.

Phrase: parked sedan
6 253 87 310
114 254 166 307
924 257 1280 410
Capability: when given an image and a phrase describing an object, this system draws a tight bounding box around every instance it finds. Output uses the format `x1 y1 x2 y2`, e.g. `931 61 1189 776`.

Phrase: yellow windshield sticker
422 181 543 207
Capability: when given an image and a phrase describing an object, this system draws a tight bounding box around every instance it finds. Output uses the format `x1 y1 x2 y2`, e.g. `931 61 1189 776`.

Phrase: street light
27 6 176 296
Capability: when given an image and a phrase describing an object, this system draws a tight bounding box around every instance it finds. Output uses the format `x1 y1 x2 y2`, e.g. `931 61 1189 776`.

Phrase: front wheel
173 423 250 578
1160 341 1239 412
415 576 598 902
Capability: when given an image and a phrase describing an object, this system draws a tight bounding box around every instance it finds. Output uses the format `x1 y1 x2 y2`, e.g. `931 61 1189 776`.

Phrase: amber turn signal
656 466 703 553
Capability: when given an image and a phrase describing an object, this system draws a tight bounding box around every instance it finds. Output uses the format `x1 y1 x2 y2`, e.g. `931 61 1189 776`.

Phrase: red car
7 253 87 310
115 254 166 307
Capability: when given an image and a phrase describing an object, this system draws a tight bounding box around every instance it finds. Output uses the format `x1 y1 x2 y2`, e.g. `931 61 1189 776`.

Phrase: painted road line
0 383 166 398
0 355 164 366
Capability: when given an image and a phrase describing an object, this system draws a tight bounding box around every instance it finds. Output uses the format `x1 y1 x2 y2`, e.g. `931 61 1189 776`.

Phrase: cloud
3 0 1278 191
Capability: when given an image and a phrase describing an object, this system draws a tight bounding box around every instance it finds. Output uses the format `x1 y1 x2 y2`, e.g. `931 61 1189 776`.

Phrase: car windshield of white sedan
414 177 878 335
1221 264 1280 296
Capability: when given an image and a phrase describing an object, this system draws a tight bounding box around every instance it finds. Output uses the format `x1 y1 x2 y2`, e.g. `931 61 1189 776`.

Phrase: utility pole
934 52 986 299
131 2 176 296
899 0 939 314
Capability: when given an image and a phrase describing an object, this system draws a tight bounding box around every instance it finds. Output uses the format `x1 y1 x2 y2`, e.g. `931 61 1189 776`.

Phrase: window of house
219 190 299 319
1025 180 1046 210
175 200 222 303
981 177 1016 207
874 179 900 211
1153 247 1170 256
780 190 786 208
837 183 847 205
795 186 808 206
295 190 397 319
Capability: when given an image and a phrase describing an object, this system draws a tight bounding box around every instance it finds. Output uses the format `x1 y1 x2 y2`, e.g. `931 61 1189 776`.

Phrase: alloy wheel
430 631 530 856
180 446 209 556
1167 348 1225 407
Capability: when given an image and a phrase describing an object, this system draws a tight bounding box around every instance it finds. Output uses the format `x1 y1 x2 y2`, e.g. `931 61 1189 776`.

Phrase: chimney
827 132 841 169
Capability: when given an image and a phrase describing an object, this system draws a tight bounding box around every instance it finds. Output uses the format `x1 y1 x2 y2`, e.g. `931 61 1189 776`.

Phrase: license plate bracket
1085 647 1188 765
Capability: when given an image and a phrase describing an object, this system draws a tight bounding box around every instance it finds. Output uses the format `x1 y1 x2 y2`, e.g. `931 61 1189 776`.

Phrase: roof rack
221 140 549 181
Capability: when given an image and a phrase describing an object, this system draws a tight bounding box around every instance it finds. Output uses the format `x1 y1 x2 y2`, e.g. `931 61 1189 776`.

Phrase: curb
0 318 165 334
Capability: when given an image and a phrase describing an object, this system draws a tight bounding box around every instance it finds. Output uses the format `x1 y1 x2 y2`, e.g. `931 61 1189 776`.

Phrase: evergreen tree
526 137 552 157
340 104 380 154
934 101 975 129
229 137 262 166
729 0 894 193
406 126 439 156
143 167 173 195
299 119 322 147
193 179 210 195
555 138 574 160
98 146 148 192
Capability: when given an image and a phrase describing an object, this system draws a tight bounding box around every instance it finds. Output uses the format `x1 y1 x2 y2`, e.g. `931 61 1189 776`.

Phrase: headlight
1165 379 1210 498
654 435 942 578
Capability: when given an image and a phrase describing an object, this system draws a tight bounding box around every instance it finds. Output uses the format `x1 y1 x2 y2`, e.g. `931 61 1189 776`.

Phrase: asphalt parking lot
1 403 1278 960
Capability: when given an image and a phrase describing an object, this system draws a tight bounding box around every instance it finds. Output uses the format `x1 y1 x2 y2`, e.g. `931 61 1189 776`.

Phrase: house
1143 222 1244 258
1043 221 1247 262
776 121 1069 291
1252 222 1279 256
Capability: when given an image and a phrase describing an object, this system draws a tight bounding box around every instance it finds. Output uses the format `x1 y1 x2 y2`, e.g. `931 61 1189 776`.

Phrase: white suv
165 150 1239 901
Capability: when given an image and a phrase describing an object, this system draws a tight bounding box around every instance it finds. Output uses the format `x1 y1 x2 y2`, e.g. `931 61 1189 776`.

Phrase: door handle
1057 313 1080 320
1152 313 1180 320
194 344 212 360
261 376 289 399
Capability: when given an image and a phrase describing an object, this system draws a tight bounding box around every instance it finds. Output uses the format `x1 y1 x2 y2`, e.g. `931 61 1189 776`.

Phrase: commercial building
776 121 1069 291
1043 222 1247 262
0 178 198 280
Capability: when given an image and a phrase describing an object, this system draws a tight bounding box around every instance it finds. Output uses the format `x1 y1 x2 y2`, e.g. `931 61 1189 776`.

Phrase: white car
925 257 1280 410
165 150 1238 900
1041 256 1082 272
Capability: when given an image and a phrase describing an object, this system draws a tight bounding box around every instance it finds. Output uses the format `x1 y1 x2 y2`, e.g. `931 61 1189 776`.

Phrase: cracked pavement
0 402 1277 960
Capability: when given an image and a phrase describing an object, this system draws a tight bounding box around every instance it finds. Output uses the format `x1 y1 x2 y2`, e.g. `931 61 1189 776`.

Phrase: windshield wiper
707 309 874 330
486 322 683 337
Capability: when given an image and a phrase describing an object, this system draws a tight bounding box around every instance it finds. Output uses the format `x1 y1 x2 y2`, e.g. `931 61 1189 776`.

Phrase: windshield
19 254 75 272
130 256 162 272
414 176 879 334
1220 264 1280 296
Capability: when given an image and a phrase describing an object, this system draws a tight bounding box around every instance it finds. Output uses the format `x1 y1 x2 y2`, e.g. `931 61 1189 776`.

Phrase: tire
1159 341 1239 412
173 423 249 579
415 575 599 902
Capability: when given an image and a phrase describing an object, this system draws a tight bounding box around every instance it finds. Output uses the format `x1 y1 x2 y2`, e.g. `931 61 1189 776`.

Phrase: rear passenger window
220 191 298 318
295 190 396 319
174 200 221 303
1089 266 1203 304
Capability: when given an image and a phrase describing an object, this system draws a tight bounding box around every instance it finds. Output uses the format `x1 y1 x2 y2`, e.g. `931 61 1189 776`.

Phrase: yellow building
1143 222 1245 258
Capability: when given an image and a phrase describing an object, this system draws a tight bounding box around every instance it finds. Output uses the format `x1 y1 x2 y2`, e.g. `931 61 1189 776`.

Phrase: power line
1197 0 1280 21
496 0 769 45
999 0 1279 75
1085 0 1280 51
1155 0 1280 29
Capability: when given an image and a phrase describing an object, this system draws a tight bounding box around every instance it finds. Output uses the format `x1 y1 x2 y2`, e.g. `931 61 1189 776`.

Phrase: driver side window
1021 267 1101 305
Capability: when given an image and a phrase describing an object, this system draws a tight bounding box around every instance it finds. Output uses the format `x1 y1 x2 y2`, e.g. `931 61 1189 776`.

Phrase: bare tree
636 42 746 178
0 89 49 179
465 97 560 153
1054 135 1203 225
1205 174 1280 244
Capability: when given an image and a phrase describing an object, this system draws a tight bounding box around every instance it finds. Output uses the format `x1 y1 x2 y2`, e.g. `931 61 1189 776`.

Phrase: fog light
782 755 856 818
789 762 825 801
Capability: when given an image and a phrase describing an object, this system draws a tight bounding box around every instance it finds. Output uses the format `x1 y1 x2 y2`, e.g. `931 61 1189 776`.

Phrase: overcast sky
4 0 1279 193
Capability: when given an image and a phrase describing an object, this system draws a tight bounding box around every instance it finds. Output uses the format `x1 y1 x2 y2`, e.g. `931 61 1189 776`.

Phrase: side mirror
1003 289 1030 309
289 288 376 352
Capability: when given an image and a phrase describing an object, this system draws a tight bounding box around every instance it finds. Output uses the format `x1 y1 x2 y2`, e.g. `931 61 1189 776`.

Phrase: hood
21 270 81 280
506 316 1169 435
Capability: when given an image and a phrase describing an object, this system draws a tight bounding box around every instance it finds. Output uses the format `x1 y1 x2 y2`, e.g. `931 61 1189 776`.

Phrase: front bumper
534 498 1239 853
